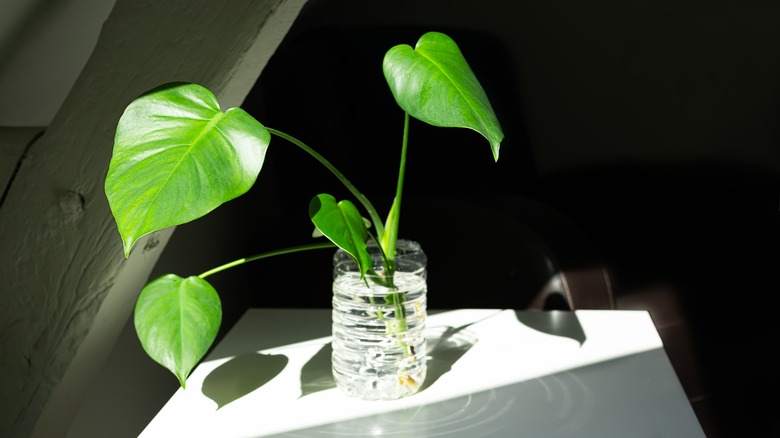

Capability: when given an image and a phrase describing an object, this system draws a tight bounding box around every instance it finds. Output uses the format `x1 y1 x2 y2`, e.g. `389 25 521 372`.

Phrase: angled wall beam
0 1 307 436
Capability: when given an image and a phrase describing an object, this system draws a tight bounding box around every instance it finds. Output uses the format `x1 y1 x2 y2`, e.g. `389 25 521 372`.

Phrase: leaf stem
198 242 336 279
380 112 410 261
267 128 386 240
376 112 412 357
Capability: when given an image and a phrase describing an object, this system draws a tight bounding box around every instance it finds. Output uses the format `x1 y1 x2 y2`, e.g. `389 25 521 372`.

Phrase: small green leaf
105 82 270 257
383 31 504 161
134 274 222 388
381 197 400 258
312 217 371 238
309 194 372 276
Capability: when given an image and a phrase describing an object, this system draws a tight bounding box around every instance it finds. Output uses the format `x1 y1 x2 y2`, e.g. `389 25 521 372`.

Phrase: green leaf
309 194 372 276
105 82 270 257
134 274 222 388
383 31 504 161
380 197 400 259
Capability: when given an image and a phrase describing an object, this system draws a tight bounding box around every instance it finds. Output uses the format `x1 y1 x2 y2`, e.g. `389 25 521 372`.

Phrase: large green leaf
105 82 270 257
309 194 371 277
134 274 222 388
383 32 504 161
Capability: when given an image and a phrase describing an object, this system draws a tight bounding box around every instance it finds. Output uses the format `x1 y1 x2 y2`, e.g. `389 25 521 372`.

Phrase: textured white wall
0 1 308 436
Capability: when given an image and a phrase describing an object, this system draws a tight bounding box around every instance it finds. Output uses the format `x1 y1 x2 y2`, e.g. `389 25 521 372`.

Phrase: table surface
140 308 705 437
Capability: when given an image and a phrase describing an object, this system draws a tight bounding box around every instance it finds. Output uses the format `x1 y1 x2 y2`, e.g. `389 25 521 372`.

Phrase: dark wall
150 3 780 295
149 0 780 332
229 0 780 308
152 2 779 434
194 1 779 435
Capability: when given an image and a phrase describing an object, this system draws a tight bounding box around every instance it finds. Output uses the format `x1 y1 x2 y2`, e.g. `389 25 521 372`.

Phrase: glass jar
331 239 428 400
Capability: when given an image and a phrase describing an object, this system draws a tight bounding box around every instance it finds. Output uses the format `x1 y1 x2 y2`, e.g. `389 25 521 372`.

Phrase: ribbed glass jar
331 239 428 400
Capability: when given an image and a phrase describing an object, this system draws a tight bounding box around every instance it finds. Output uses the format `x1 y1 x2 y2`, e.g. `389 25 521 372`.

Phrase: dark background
152 1 780 436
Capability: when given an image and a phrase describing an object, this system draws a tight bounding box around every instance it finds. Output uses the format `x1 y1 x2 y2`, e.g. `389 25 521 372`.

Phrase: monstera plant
105 31 504 388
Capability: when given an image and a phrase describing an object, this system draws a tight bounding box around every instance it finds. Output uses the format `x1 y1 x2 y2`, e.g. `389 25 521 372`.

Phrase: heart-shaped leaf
105 82 270 257
134 274 222 388
383 32 504 161
309 194 371 276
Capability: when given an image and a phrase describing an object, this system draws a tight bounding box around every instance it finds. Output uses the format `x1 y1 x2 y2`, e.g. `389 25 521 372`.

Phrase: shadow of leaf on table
513 310 586 346
420 323 480 392
299 342 336 398
202 352 288 409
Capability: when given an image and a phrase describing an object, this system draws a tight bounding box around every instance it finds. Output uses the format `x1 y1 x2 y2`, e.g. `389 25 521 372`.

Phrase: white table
140 308 705 437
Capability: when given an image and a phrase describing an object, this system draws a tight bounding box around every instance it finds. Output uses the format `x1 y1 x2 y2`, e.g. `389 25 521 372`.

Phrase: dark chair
400 192 712 435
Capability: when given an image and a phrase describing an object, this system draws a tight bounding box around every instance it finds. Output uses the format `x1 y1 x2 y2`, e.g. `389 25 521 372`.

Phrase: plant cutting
105 31 504 397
